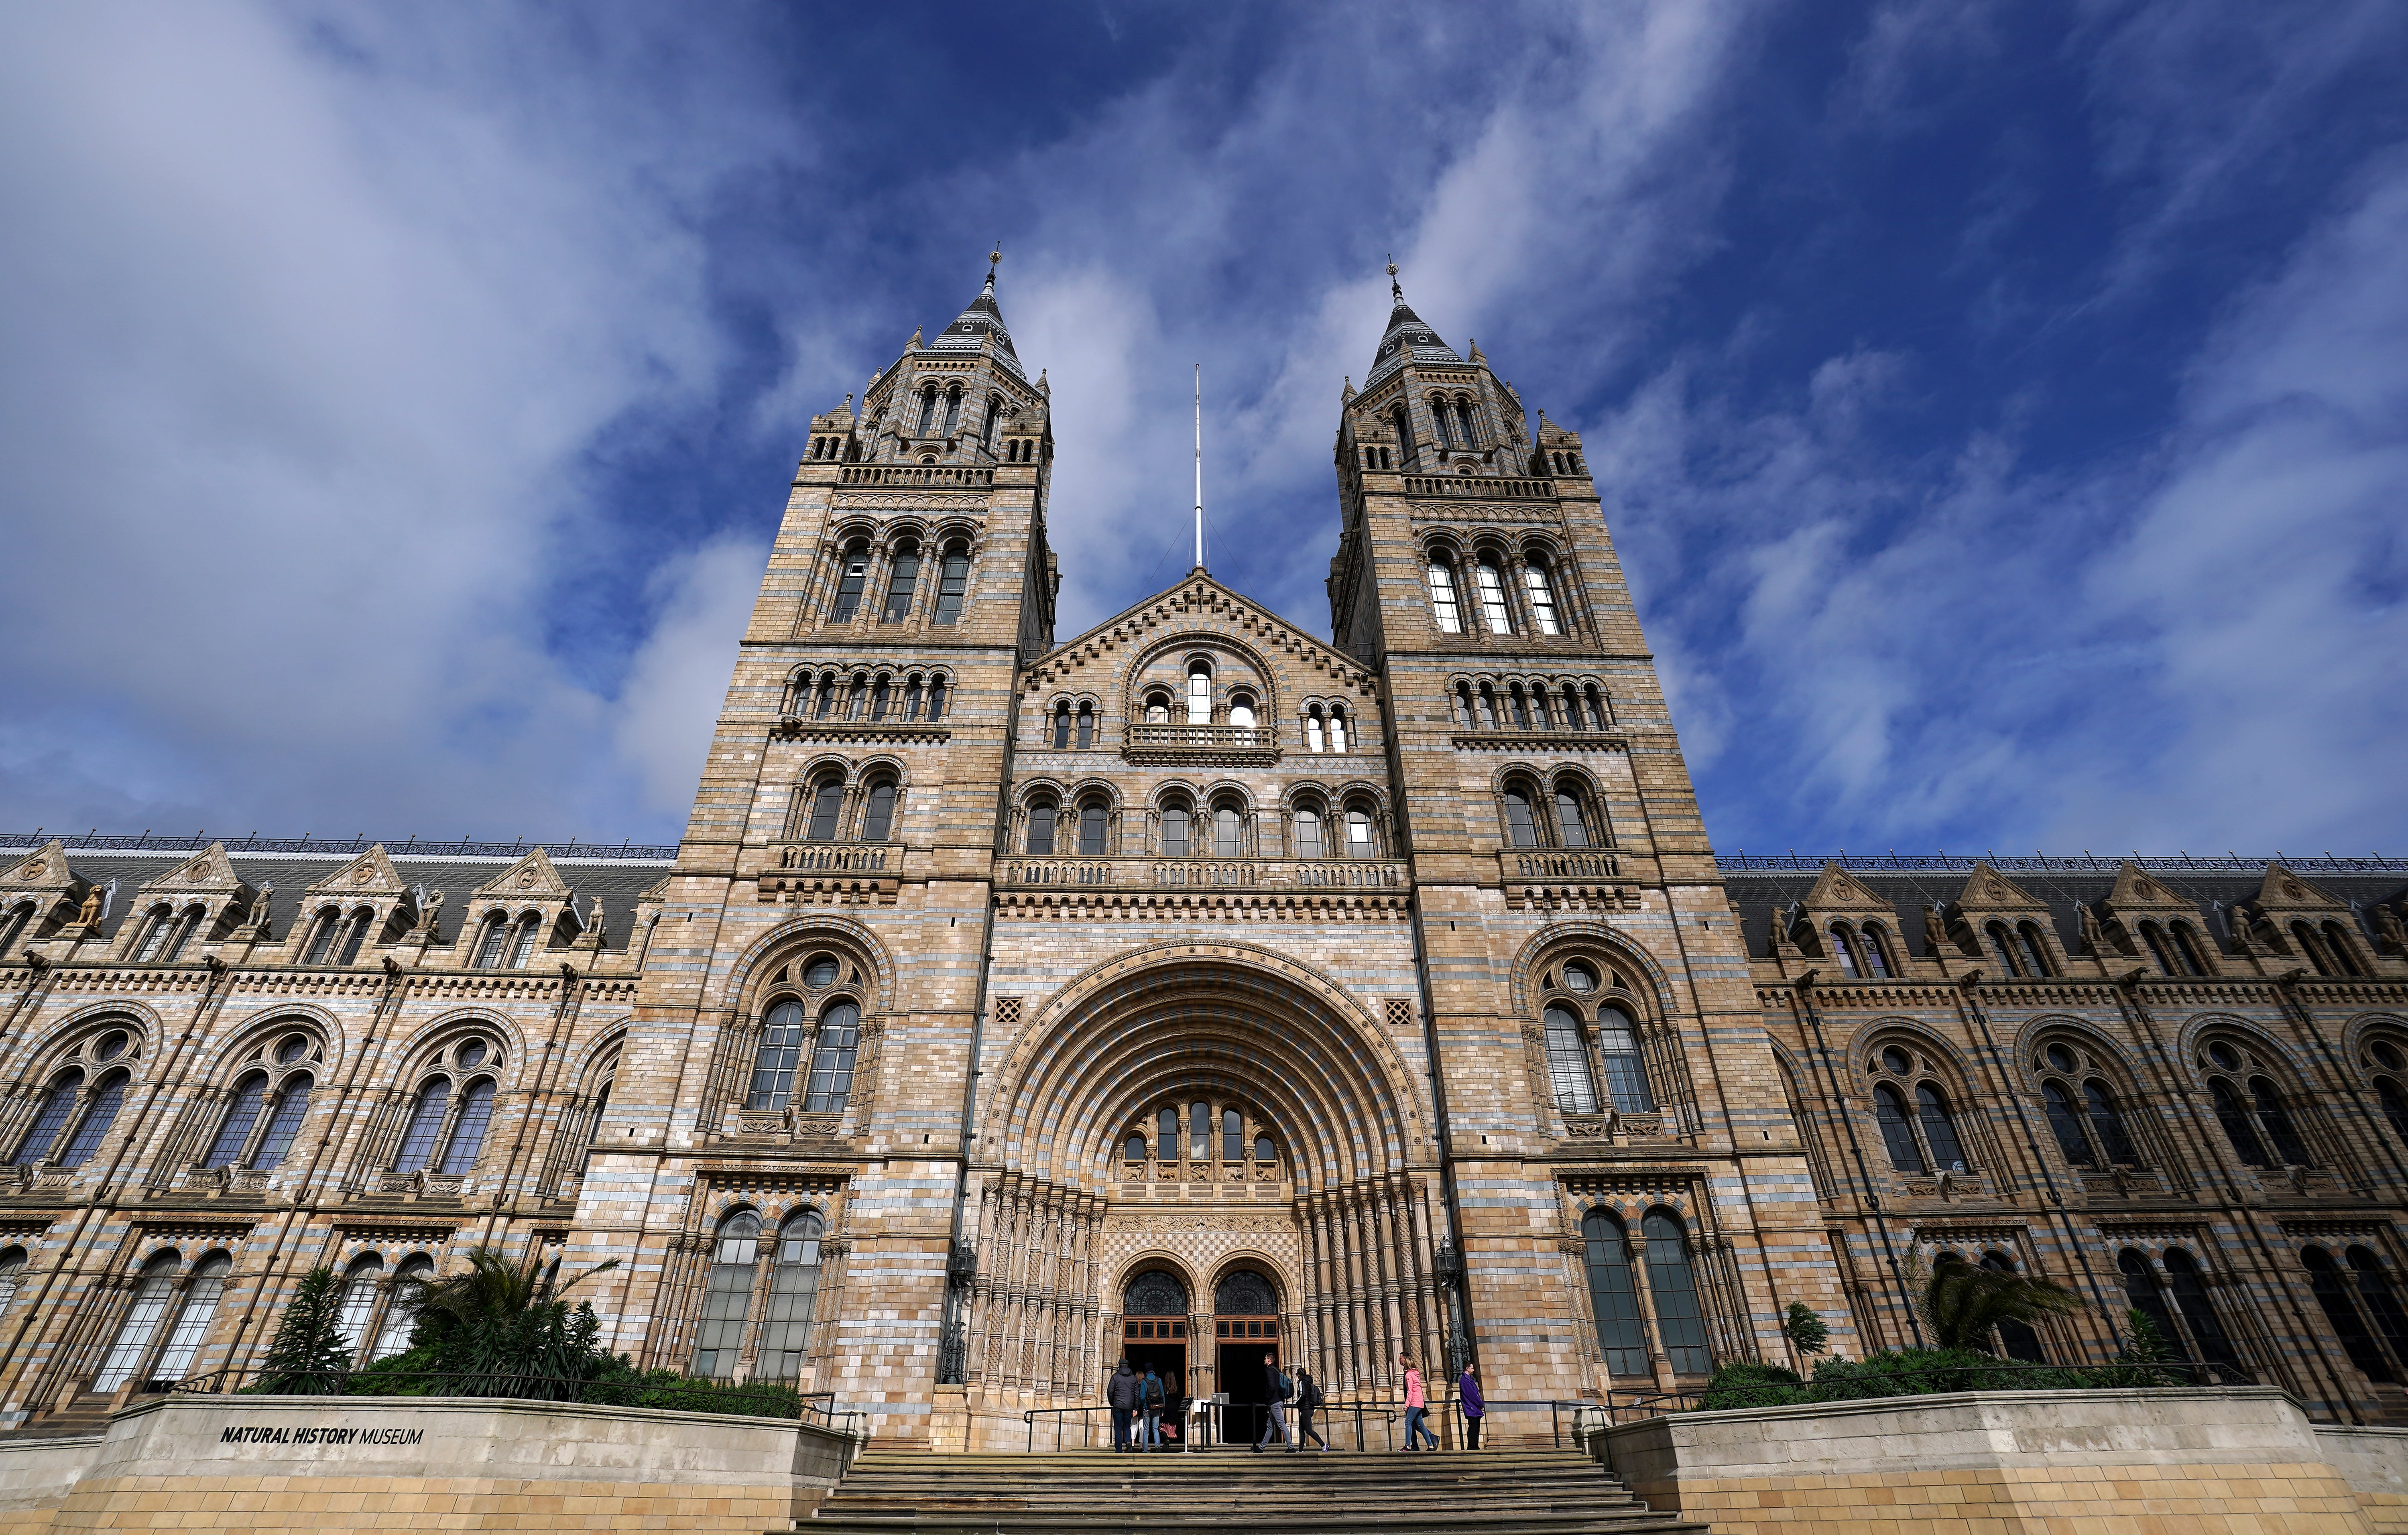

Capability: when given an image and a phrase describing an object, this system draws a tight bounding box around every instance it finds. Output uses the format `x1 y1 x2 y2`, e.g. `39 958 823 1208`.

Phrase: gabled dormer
114 842 257 965
1944 862 2069 980
0 840 87 959
447 848 587 972
1793 862 1909 980
2239 862 2380 978
286 846 419 969
2095 861 2223 977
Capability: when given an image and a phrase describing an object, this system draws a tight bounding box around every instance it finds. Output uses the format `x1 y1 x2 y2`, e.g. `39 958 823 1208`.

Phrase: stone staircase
804 1448 1708 1535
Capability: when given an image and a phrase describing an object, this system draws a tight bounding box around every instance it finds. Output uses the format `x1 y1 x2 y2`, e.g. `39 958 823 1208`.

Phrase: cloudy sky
2 0 2403 858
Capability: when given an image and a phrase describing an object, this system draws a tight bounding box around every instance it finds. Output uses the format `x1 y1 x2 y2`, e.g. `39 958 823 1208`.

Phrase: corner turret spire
1366 256 1460 388
930 248 1025 379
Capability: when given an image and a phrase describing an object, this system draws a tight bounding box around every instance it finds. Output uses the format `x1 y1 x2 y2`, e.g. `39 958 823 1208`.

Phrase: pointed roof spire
1366 254 1460 386
929 248 1025 378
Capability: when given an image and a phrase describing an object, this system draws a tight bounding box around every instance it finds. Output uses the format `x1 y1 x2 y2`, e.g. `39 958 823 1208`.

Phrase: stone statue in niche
75 889 101 927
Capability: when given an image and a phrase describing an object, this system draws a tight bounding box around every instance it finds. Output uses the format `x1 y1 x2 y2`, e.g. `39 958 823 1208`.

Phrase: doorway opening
1213 1268 1280 1446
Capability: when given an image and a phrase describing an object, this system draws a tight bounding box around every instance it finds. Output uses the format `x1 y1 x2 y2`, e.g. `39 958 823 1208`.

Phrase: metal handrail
1019 1397 1401 1453
166 1367 863 1436
1576 1358 2254 1425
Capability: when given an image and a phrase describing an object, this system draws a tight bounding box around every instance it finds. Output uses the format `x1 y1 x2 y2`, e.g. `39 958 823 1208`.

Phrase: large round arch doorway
1121 1268 1191 1413
1214 1268 1280 1444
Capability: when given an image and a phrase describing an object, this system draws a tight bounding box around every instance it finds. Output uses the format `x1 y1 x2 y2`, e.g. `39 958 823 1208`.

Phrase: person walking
1399 1354 1438 1451
1108 1358 1138 1452
1457 1363 1484 1451
1293 1364 1330 1452
1160 1373 1184 1449
1142 1366 1165 1451
1253 1351 1293 1452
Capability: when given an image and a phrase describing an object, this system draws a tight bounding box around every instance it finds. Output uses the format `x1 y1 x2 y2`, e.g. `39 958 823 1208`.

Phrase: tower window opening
1327 708 1347 752
1078 800 1109 857
1187 664 1211 724
1053 703 1072 748
1075 703 1094 749
830 545 870 622
1523 557 1562 634
1474 558 1513 633
883 544 920 623
1426 559 1463 633
1161 801 1190 858
932 546 970 625
1026 798 1058 856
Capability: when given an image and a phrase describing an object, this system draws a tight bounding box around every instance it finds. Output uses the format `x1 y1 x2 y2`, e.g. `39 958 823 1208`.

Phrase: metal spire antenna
1194 363 1205 571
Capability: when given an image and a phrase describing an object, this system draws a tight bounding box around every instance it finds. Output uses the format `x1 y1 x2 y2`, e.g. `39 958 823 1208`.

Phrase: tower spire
1194 363 1205 573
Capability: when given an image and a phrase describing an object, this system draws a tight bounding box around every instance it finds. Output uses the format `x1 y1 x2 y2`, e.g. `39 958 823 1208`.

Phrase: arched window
373 1254 433 1360
302 909 342 966
1125 1132 1147 1163
943 386 962 436
0 903 36 959
57 1071 126 1167
253 1073 312 1168
758 1211 826 1381
2249 1076 2310 1165
1161 800 1191 858
2304 1246 2394 1382
1452 682 1474 728
2119 1250 2188 1358
2042 1080 2095 1167
1456 397 1480 447
1186 664 1211 724
804 778 845 841
133 905 175 962
1581 1210 1648 1376
1078 800 1109 857
748 999 807 1110
472 913 510 969
1304 710 1325 752
1508 685 1531 729
691 1211 761 1379
2347 1248 2408 1367
1328 708 1348 752
982 395 1001 449
2325 922 2366 977
2372 1064 2408 1149
829 543 870 622
1829 923 1861 978
204 1074 269 1169
1523 557 1562 635
1052 703 1072 748
1345 806 1377 859
1430 395 1454 450
1986 923 2023 978
1391 406 1414 464
1190 1102 1210 1157
1222 1108 1243 1163
867 674 893 721
1215 799 1248 856
1426 559 1462 633
2140 923 2179 975
1075 702 1094 748
1860 923 1892 978
2168 922 2209 974
1253 1134 1274 1164
508 913 541 969
1872 1083 1924 1173
155 1253 232 1378
1980 1252 2048 1361
2015 922 2053 977
1158 1106 1180 1160
2164 1249 2242 1367
12 1069 81 1166
1502 787 1540 848
1143 691 1171 725
2292 922 2333 976
932 545 970 625
336 908 371 964
336 1255 384 1355
395 1078 451 1170
812 672 837 719
1473 557 1513 633
439 1079 494 1174
1292 806 1323 860
1547 787 1591 849
1641 1210 1712 1375
1027 797 1058 856
2082 1080 2137 1164
1543 1005 1599 1115
1474 683 1497 729
1916 1082 1967 1171
925 675 947 721
94 1253 181 1391
0 1247 26 1322
2208 1076 2270 1167
861 780 897 842
803 1000 860 1112
1596 1004 1653 1112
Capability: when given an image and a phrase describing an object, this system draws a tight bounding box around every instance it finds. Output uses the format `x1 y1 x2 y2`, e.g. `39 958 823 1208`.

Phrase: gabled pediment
473 847 572 900
137 842 250 899
0 839 79 894
1800 862 1895 913
1952 861 2048 914
307 844 409 897
2249 862 2351 913
2100 860 2198 915
1021 571 1375 697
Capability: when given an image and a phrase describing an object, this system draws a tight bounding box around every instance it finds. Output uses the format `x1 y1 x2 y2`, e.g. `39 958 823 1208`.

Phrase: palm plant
379 1246 619 1399
254 1266 353 1395
1924 1260 2085 1354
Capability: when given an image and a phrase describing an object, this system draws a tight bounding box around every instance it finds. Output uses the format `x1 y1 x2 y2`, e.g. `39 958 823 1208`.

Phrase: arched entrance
1120 1268 1190 1404
1214 1267 1280 1444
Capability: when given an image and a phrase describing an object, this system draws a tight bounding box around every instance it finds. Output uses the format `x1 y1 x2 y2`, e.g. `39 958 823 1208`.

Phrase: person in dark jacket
1253 1351 1293 1451
1141 1366 1165 1450
1457 1364 1484 1451
1160 1374 1184 1448
1294 1364 1330 1452
1107 1359 1138 1452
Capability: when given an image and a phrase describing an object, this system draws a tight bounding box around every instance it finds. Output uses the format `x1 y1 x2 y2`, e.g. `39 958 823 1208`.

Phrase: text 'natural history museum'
4 264 2407 1446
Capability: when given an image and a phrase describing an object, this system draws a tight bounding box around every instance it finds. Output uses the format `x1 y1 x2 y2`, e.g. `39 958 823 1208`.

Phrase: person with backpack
1253 1350 1293 1451
1107 1358 1139 1452
1457 1362 1484 1450
1399 1354 1438 1451
1293 1363 1330 1452
1141 1366 1165 1451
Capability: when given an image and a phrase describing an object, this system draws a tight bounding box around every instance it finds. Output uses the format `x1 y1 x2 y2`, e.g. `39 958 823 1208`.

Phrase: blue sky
2 1 2403 857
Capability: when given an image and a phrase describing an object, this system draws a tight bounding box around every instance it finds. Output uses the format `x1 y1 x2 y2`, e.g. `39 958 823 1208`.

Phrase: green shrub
1699 1361 1804 1410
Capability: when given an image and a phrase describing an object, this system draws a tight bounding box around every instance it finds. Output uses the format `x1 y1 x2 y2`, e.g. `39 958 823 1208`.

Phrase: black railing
0 833 678 862
1719 850 2408 875
1578 1358 2253 1424
167 1368 862 1435
1019 1399 1400 1453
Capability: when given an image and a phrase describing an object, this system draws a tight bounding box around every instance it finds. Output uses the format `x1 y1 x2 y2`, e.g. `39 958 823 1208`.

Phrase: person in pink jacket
1399 1354 1438 1450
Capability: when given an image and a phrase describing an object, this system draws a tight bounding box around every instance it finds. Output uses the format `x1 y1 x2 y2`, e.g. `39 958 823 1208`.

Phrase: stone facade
2 264 2404 1450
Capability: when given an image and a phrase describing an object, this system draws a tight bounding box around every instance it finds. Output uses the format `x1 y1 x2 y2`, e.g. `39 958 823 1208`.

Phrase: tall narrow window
1596 1005 1653 1112
925 677 946 720
1158 1107 1180 1161
916 388 937 437
438 1079 494 1175
1503 790 1539 848
0 904 35 959
1345 808 1375 858
2347 1247 2408 1366
1861 925 1892 978
1075 704 1094 748
2293 923 2333 976
1554 791 1593 850
0 1248 27 1323
2209 1078 2269 1167
1642 1210 1712 1375
806 780 844 841
2375 1075 2408 1149
57 1071 126 1168
1829 924 1862 977
1980 1252 2047 1361
134 907 174 962
1391 406 1414 464
2082 1081 2137 1164
1543 1005 1599 1114
12 1071 81 1165
205 1075 268 1169
395 1078 451 1170
2304 1246 2394 1382
2118 1250 2188 1359
336 910 370 964
902 676 924 720
153 1254 230 1381
813 674 836 719
1916 1083 1967 1171
1027 799 1057 856
1509 686 1531 728
1191 1103 1210 1157
1430 396 1454 449
335 1256 384 1356
2164 1249 2242 1367
1523 558 1562 634
1187 665 1211 724
1079 801 1108 857
943 386 962 436
803 1001 860 1112
2141 923 2179 975
882 545 919 623
1873 1083 1924 1172
2172 924 2210 974
2325 922 2365 977
1305 712 1325 752
1474 558 1513 633
868 676 891 721
1053 705 1072 748
757 1212 826 1381
932 548 970 624
373 1255 433 1360
1223 1108 1243 1163
748 1000 807 1110
93 1255 180 1391
164 908 201 962
2042 1081 2095 1167
508 915 540 969
1456 398 1480 446
252 1075 312 1168
303 911 341 966
829 547 869 622
472 915 510 969
2251 1077 2311 1165
1327 710 1347 752
1426 561 1462 633
691 1212 761 1379
862 781 897 842
1292 809 1323 860
2017 923 2052 977
1582 1210 1649 1376
1162 805 1190 858
1987 923 2023 978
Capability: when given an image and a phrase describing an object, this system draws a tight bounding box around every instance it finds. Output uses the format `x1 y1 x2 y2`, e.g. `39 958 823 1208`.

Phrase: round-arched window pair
749 998 861 1114
7 1027 141 1170
1866 1046 1969 1175
393 1038 504 1177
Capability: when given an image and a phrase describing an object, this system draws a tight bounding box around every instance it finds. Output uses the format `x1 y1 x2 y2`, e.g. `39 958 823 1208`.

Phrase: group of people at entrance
1107 1354 1485 1453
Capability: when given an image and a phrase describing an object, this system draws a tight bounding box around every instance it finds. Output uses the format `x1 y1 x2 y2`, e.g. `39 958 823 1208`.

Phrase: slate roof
1365 283 1462 389
925 269 1025 379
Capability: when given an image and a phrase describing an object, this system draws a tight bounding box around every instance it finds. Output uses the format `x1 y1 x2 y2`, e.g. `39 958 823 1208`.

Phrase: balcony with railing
1121 722 1281 762
1502 849 1621 881
998 856 1408 893
838 464 994 488
1401 475 1556 499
